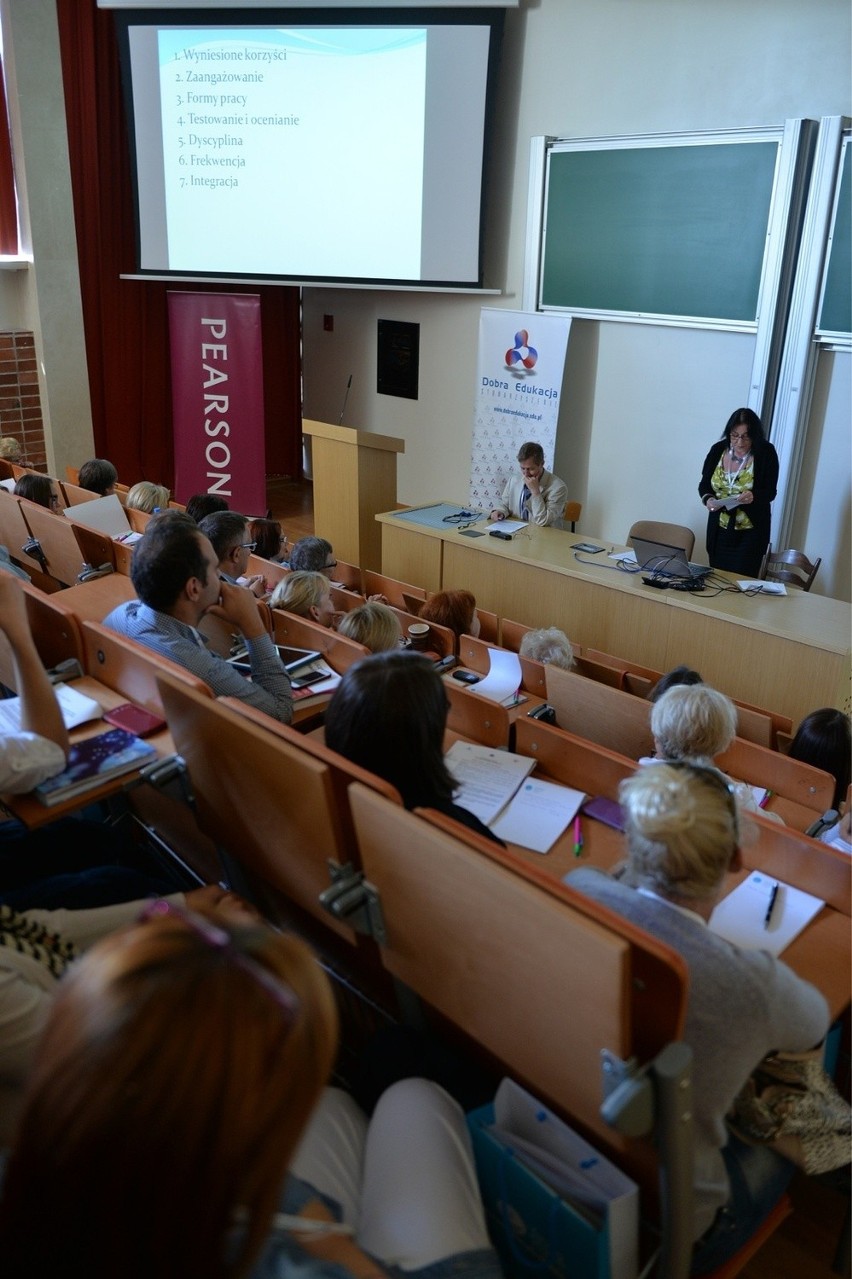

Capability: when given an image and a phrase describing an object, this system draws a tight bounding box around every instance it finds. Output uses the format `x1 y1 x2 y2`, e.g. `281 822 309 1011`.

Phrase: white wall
302 0 852 598
0 0 94 475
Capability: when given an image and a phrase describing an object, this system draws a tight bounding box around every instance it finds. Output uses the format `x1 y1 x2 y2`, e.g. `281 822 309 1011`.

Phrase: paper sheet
737 580 786 595
491 776 585 853
709 869 824 957
489 519 525 535
62 493 132 537
469 648 522 705
0 682 103 731
445 740 535 826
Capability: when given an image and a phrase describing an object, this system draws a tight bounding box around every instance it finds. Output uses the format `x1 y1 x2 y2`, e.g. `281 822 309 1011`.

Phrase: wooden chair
563 499 582 531
59 480 102 506
156 675 370 946
80 619 213 714
546 665 656 759
50 572 136 624
0 490 49 579
363 569 426 609
0 581 86 691
500 617 532 653
17 499 116 588
331 558 363 591
268 606 370 673
716 737 835 827
760 547 821 592
347 782 697 1273
445 678 512 749
628 520 696 561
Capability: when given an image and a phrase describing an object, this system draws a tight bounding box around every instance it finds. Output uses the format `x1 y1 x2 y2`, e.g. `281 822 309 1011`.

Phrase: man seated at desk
198 509 266 598
489 441 568 529
104 511 293 724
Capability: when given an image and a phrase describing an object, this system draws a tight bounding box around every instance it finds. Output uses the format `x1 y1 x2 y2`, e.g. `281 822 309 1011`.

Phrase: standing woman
698 408 779 578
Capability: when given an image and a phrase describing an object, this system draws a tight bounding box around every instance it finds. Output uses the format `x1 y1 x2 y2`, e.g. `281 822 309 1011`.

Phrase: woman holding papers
698 408 779 578
567 762 828 1274
325 651 503 846
0 899 501 1279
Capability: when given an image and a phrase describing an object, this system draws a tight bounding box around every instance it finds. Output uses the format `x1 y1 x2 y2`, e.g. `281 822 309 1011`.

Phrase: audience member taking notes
566 762 829 1274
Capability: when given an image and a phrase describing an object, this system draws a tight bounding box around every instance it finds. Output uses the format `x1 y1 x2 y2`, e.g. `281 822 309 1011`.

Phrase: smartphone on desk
103 703 167 738
581 796 625 832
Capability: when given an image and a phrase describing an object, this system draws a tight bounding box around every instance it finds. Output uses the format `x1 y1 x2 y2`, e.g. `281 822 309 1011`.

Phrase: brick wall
0 331 45 468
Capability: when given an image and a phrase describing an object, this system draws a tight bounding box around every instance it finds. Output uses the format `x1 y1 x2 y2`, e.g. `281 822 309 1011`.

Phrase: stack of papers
445 740 585 854
0 683 103 731
709 870 824 957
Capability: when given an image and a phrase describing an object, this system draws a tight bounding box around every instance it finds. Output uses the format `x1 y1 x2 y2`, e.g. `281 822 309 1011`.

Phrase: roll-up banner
469 308 571 512
169 291 266 515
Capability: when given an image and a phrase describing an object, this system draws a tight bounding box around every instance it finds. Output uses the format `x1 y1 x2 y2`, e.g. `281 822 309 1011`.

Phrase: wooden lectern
302 420 404 572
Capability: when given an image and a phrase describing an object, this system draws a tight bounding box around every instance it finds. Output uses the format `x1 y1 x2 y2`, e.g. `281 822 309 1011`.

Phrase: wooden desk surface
502 792 850 1021
1 676 177 829
378 509 851 725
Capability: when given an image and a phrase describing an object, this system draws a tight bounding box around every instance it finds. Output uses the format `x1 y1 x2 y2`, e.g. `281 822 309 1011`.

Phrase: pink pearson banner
168 292 267 515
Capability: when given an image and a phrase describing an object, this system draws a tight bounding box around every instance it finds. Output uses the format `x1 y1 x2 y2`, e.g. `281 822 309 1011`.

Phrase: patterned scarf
0 903 79 978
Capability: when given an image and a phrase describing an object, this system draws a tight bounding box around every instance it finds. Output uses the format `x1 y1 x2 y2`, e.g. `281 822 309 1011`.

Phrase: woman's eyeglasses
138 898 300 1023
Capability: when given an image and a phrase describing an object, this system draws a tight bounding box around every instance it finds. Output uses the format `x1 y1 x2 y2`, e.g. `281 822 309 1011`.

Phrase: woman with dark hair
248 516 288 562
185 492 229 522
788 707 851 812
418 590 479 641
0 900 500 1279
698 407 779 578
13 473 60 510
77 458 118 496
325 650 502 845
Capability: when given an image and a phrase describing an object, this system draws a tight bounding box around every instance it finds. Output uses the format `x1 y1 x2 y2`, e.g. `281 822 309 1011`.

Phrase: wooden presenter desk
378 508 851 726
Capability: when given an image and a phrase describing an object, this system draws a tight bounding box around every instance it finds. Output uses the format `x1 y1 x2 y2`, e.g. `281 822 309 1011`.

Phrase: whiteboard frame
523 123 811 337
769 117 850 549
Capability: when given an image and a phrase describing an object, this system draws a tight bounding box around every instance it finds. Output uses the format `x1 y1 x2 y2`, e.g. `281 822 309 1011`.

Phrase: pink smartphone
580 796 625 832
103 703 167 738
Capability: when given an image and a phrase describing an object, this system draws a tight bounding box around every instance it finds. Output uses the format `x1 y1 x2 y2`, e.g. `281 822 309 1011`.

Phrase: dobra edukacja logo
505 329 538 373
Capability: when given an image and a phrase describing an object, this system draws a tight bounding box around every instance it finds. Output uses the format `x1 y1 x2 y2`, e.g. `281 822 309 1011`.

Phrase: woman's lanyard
722 450 751 493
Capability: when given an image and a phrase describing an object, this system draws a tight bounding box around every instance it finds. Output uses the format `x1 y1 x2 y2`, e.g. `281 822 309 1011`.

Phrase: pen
763 881 779 929
759 789 773 809
573 815 583 857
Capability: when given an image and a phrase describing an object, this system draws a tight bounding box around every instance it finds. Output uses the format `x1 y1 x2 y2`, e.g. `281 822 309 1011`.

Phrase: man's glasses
138 898 300 1022
322 560 338 570
240 541 257 551
49 493 61 507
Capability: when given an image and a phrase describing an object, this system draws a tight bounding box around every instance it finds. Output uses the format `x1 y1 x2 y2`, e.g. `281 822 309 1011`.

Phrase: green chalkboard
817 142 851 337
540 139 779 324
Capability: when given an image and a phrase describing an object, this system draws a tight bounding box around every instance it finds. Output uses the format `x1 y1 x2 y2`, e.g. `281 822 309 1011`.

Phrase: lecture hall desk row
376 507 851 727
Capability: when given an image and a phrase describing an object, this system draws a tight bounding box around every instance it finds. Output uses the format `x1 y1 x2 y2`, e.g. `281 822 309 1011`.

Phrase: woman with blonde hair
650 683 737 763
645 683 782 823
125 480 171 513
337 601 401 653
269 569 337 628
0 900 500 1279
567 762 828 1274
518 626 575 670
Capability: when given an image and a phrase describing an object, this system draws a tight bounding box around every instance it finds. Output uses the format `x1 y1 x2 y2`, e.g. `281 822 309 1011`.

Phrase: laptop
628 535 711 580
